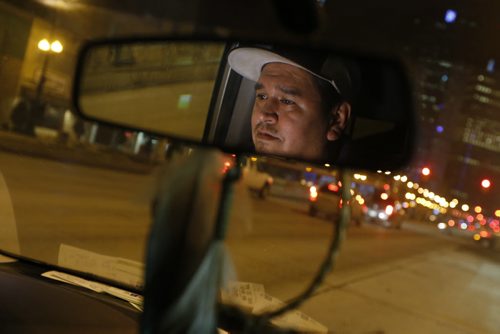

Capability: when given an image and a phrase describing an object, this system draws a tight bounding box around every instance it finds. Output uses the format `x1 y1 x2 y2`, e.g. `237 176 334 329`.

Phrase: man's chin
254 142 324 161
254 141 282 155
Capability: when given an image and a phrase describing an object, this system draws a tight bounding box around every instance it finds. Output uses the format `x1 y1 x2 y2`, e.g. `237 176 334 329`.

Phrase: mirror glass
76 40 414 169
79 41 226 141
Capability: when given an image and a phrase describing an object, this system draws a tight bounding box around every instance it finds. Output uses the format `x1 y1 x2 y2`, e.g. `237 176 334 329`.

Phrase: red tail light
222 161 231 174
480 230 490 238
328 184 339 192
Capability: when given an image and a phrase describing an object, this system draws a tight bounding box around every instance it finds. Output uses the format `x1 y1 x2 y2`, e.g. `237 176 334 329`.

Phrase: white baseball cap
228 47 349 97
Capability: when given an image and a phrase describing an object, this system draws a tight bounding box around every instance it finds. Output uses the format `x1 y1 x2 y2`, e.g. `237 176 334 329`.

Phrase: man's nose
258 99 279 123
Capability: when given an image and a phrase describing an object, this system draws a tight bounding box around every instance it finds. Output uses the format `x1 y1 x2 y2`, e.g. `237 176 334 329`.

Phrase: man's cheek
252 107 263 126
250 113 257 130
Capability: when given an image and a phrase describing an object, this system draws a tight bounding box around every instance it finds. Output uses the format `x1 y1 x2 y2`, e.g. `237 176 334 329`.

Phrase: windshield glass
0 1 499 333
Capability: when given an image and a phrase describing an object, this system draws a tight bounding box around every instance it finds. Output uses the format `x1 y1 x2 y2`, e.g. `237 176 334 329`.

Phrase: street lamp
35 38 64 103
37 39 63 53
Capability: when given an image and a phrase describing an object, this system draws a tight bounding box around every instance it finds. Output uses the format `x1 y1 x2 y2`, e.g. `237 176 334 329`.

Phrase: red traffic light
481 179 491 189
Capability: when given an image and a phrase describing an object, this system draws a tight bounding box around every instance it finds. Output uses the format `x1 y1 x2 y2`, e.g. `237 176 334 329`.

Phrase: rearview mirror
74 39 414 170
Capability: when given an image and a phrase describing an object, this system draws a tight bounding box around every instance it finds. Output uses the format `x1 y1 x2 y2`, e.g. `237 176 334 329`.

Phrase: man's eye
256 93 267 100
280 98 295 105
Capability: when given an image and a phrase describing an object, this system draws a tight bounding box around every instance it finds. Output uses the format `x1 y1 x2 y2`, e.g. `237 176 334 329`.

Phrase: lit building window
444 9 457 23
487 59 496 73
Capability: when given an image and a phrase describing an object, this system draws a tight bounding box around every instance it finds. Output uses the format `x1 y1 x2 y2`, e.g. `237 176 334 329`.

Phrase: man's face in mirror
251 63 349 161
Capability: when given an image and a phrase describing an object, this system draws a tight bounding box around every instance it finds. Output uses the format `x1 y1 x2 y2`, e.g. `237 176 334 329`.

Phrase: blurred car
440 220 500 250
241 157 273 199
472 228 499 249
365 191 405 229
308 183 364 226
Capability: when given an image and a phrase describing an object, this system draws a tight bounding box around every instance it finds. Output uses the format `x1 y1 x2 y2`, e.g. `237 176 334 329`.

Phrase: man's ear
326 102 351 141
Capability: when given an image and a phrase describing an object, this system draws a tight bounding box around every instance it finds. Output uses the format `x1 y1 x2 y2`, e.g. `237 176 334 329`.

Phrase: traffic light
421 167 431 176
481 178 491 189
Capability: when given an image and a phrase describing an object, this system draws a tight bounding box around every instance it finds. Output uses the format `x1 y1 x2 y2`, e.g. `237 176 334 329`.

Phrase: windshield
0 1 499 333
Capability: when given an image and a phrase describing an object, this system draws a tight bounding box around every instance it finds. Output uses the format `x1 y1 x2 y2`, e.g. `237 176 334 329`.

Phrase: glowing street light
50 40 64 53
354 173 367 181
421 167 431 176
37 39 51 51
38 38 64 53
461 204 469 212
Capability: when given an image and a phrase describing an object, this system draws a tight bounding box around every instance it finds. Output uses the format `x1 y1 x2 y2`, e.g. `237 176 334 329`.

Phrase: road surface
1 149 499 333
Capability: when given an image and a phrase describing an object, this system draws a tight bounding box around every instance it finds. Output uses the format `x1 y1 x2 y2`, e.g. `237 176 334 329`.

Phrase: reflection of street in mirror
79 42 226 140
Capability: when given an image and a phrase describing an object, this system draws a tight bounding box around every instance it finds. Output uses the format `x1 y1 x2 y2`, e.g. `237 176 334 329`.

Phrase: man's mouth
255 130 280 141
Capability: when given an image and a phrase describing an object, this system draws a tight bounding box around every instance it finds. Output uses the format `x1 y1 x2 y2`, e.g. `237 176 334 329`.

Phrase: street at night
1 1 500 333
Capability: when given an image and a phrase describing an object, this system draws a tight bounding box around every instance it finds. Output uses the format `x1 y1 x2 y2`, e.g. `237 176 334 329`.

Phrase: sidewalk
0 130 155 174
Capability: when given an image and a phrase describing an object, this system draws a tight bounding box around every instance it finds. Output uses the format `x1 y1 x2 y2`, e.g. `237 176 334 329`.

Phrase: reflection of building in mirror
82 42 225 93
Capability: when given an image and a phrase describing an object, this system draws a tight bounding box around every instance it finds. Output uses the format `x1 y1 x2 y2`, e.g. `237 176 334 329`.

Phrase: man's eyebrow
254 82 302 96
278 85 302 96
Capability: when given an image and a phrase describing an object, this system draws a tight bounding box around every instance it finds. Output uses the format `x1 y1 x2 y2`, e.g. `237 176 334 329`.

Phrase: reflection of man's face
251 63 330 160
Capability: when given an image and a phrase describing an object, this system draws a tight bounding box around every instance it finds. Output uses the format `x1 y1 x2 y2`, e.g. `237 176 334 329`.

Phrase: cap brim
228 47 306 81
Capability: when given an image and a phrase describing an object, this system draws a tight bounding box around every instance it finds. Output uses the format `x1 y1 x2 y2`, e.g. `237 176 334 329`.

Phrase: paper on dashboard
58 244 144 289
